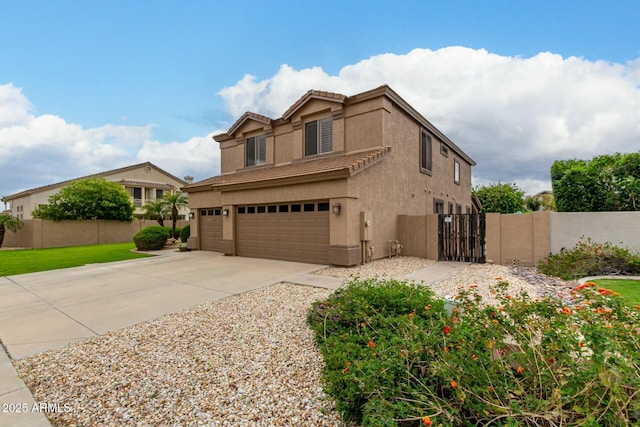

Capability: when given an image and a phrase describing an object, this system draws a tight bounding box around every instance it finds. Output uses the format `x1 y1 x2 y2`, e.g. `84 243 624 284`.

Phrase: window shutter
246 136 255 166
319 118 333 153
257 135 266 164
305 121 318 156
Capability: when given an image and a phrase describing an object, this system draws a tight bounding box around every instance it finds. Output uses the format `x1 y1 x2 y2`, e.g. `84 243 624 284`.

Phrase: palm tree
142 199 170 227
0 214 24 248
163 193 189 238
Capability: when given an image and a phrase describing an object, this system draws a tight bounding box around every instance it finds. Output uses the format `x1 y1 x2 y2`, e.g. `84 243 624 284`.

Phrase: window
303 203 315 212
246 135 266 167
267 205 277 213
440 143 449 157
456 204 462 214
291 204 301 212
279 204 289 213
434 199 444 214
317 202 330 211
238 207 246 214
305 117 333 156
448 203 454 214
156 189 164 199
454 159 461 184
420 131 432 174
257 205 266 213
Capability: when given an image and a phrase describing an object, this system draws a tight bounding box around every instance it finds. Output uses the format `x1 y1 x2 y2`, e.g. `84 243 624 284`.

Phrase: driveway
0 250 323 360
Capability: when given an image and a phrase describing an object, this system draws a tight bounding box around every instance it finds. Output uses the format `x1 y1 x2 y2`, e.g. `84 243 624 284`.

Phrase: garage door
199 208 224 251
236 201 330 264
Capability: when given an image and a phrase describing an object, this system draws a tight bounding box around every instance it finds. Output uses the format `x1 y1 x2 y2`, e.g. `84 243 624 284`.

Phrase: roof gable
282 89 346 120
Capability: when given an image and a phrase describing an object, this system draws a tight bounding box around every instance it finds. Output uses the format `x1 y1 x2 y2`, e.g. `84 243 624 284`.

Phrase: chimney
184 176 194 184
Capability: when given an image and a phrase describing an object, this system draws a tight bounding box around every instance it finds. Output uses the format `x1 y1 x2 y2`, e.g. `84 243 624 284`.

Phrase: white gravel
14 258 575 426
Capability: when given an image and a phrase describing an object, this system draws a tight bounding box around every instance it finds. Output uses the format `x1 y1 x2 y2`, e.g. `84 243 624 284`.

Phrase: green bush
308 278 640 426
133 226 171 251
179 224 190 242
538 238 640 280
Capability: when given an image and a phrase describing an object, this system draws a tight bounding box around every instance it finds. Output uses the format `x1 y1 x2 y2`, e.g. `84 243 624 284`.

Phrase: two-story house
183 85 476 266
3 162 190 220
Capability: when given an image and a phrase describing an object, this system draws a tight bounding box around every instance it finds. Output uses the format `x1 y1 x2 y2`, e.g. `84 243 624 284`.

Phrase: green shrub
133 226 170 250
179 224 190 242
538 238 640 280
308 278 640 427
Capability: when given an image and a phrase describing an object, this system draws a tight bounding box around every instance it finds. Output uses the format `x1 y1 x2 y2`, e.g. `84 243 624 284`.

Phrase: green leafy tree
142 199 169 226
0 214 23 247
472 182 524 213
32 178 135 221
162 193 188 238
551 152 640 211
524 196 542 212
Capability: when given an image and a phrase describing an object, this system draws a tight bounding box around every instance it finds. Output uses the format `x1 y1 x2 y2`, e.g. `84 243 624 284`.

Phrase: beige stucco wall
1 219 189 249
550 211 640 253
485 212 551 266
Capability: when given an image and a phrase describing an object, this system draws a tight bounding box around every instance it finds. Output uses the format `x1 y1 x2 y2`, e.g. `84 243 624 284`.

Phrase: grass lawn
592 278 640 306
0 243 154 276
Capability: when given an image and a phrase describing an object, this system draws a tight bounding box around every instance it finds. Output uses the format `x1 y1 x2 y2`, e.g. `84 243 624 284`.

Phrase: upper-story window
420 130 432 174
246 134 266 167
304 117 333 156
454 159 461 184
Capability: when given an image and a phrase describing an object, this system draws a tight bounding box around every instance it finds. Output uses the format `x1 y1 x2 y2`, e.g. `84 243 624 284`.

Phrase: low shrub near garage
179 224 190 242
308 277 640 427
133 226 171 250
537 238 640 280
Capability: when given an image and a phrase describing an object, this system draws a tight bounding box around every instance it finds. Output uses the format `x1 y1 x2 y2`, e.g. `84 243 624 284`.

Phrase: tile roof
185 147 390 191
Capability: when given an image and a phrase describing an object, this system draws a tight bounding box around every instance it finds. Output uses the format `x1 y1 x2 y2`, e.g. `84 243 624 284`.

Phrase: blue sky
1 0 640 200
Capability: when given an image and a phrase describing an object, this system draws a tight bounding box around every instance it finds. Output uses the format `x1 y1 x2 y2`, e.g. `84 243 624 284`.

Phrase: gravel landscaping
13 258 578 426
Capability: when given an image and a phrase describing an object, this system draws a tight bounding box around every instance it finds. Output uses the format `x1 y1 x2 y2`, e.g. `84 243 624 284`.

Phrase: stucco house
183 85 476 266
3 162 190 220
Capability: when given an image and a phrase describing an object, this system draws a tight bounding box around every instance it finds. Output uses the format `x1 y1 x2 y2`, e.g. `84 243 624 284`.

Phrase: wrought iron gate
438 213 486 263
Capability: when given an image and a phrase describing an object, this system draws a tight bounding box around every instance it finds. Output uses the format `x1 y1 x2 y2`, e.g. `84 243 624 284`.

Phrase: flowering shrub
308 277 640 426
537 238 640 280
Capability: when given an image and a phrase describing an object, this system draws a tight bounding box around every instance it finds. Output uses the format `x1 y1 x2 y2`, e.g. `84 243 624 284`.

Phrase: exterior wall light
222 209 229 216
188 212 195 219
332 203 341 214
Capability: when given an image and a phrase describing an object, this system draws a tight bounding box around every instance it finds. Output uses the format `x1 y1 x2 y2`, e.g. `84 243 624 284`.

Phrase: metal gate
438 213 486 263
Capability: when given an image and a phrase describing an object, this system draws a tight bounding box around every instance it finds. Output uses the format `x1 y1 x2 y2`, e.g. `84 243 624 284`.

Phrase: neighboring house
183 85 476 265
3 162 191 220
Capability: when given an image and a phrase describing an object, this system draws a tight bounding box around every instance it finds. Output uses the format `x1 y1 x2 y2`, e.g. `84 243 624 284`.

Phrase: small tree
473 182 524 213
524 196 542 212
0 214 23 247
142 199 169 226
32 178 135 221
162 193 188 238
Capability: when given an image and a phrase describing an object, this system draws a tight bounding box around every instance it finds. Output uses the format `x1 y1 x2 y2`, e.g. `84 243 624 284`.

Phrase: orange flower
422 416 432 426
472 354 478 360
342 366 350 374
604 323 613 329
495 277 503 280
516 366 524 374
424 304 432 310
408 312 416 319
492 319 499 325
598 288 614 296
360 322 366 328
560 307 573 314
450 380 457 389
367 340 375 348
504 295 511 300
579 342 584 348
443 325 451 334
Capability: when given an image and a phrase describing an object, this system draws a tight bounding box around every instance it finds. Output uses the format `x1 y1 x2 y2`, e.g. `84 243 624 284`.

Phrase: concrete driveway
0 250 323 360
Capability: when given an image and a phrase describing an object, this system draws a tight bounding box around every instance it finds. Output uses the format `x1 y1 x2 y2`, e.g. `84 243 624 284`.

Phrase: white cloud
0 83 220 197
218 47 640 195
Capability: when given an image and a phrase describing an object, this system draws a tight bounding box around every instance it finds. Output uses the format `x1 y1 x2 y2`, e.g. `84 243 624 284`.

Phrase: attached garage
236 201 330 264
199 208 224 252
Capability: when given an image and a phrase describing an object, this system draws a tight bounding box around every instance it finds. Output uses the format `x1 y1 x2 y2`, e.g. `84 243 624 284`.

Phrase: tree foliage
32 178 135 221
552 152 640 212
142 199 170 226
472 182 524 213
0 214 23 247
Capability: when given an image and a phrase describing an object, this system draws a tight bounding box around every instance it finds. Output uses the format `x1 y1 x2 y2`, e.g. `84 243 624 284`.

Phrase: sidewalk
0 345 51 427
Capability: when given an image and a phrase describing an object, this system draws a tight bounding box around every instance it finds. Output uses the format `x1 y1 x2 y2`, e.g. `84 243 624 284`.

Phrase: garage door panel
200 208 223 252
236 201 329 264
